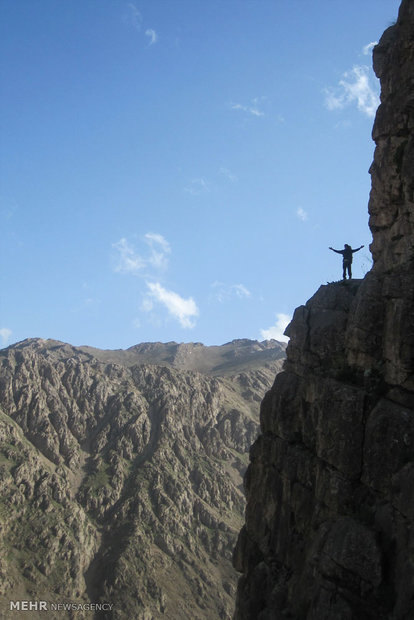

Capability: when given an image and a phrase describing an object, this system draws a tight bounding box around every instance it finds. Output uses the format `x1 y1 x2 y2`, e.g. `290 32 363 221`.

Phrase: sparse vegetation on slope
0 338 285 619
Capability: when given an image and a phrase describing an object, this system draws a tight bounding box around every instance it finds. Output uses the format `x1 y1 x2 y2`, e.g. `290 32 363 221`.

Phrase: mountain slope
79 338 286 376
0 338 285 619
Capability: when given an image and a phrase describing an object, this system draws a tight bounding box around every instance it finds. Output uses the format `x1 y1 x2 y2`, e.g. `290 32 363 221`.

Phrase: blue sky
0 0 401 349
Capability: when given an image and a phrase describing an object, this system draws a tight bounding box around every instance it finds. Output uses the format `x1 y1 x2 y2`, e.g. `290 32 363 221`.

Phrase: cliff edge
233 1 414 618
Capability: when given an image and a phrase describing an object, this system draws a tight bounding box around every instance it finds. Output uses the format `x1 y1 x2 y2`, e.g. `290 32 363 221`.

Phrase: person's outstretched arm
329 247 342 254
352 245 365 253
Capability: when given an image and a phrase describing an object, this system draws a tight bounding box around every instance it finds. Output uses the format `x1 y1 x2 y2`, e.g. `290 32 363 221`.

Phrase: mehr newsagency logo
9 600 114 612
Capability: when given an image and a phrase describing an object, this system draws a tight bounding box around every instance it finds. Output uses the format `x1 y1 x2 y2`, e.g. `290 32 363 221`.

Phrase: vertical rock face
233 2 414 619
369 0 414 271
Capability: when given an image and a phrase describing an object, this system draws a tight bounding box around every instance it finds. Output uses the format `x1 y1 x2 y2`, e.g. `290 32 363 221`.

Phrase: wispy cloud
112 234 198 329
219 167 238 183
145 232 171 270
230 97 266 118
233 284 250 298
231 104 264 117
112 233 170 275
123 5 158 48
184 177 210 195
363 41 377 56
296 207 308 222
186 169 238 194
124 3 143 31
0 328 12 346
145 282 199 328
210 281 251 303
260 313 291 343
145 28 158 45
112 238 146 275
324 65 379 118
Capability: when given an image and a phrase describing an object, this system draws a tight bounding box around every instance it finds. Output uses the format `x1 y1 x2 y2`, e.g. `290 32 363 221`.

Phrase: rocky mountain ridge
0 337 285 619
234 2 414 618
79 338 286 376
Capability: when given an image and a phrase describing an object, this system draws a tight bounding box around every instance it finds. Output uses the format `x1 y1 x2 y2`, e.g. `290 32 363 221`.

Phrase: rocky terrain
234 1 414 618
0 338 285 619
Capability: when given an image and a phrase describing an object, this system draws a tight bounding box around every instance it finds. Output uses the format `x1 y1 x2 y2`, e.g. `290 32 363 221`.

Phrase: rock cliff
234 2 414 619
0 338 285 619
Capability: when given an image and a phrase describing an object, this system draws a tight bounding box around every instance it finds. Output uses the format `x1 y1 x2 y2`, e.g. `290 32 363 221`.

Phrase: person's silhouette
329 244 364 280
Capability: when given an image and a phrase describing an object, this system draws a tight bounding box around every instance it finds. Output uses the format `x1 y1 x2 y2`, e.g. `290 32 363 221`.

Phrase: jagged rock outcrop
233 2 414 619
0 338 285 619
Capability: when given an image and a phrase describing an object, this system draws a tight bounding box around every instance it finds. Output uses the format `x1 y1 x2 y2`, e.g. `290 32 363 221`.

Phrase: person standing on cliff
329 243 364 280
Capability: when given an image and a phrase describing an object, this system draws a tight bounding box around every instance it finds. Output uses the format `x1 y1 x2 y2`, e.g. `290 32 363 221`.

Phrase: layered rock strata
234 2 414 618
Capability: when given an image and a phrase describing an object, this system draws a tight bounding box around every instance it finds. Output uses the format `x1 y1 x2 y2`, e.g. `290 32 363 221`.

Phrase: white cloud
112 234 198 328
145 232 170 270
296 207 308 222
145 232 170 252
210 281 251 303
0 328 12 346
123 6 158 48
145 282 199 328
363 41 377 56
324 65 379 118
230 97 266 118
249 108 264 117
125 3 143 31
231 103 265 117
112 238 146 275
184 177 210 195
145 28 158 45
219 167 238 183
112 233 170 275
233 284 251 299
260 313 291 343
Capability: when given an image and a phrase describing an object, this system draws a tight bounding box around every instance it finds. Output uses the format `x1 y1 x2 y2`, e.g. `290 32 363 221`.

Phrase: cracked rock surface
234 2 414 618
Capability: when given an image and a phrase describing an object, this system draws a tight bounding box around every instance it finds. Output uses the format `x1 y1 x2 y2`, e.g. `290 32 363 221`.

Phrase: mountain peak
0 334 286 617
